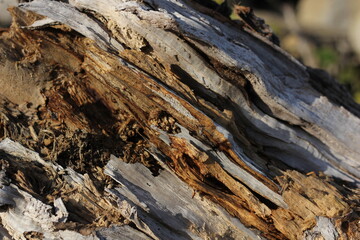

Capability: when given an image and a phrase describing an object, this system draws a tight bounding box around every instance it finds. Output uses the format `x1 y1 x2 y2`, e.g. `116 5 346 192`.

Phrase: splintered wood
0 0 359 239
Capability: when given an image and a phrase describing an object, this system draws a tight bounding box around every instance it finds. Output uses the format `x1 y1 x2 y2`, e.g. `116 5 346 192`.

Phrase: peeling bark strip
0 0 359 239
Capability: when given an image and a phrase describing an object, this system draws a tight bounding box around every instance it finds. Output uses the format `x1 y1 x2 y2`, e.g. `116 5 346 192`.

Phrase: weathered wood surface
0 0 359 239
0 138 256 239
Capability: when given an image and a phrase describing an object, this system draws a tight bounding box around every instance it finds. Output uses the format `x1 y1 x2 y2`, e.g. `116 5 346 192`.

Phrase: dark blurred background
1 0 360 102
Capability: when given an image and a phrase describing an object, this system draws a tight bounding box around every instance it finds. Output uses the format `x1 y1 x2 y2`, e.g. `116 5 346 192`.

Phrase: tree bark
0 0 359 239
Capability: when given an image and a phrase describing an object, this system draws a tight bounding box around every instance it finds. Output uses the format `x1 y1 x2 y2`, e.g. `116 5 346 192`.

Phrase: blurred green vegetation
316 47 338 69
214 0 224 4
337 65 360 103
311 46 360 102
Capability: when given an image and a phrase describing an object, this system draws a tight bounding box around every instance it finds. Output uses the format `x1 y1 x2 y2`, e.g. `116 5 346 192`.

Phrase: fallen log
0 0 359 239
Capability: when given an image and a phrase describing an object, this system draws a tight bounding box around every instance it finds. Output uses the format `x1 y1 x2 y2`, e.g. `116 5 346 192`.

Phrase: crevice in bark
170 64 227 112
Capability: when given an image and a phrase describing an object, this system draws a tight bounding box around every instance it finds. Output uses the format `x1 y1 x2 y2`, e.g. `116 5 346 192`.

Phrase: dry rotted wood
0 0 359 239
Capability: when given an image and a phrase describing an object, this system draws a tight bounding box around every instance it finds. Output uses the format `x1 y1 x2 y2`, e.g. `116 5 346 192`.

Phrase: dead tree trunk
0 0 359 239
